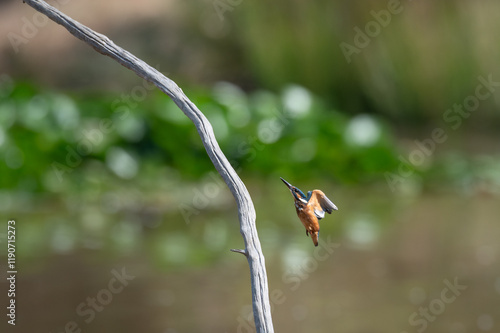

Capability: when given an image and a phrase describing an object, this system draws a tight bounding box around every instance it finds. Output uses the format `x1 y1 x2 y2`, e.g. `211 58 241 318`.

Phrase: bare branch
22 0 274 331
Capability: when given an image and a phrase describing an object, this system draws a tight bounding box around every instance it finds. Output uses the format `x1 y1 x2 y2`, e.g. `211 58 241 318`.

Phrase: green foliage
0 81 402 191
2 82 498 267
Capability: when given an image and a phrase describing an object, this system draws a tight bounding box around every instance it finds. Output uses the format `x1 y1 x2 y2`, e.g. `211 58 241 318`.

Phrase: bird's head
280 177 308 204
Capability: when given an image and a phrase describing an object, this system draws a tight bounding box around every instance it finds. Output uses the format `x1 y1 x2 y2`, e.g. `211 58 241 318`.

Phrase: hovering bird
281 177 338 246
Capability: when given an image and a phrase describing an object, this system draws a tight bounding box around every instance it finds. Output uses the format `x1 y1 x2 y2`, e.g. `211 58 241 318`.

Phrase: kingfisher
281 177 338 247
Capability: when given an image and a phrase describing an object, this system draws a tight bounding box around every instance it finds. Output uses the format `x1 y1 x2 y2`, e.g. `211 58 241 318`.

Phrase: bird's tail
310 231 319 247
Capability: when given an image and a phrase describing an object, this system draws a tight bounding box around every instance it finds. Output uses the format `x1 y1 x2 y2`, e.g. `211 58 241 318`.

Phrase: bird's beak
280 177 293 190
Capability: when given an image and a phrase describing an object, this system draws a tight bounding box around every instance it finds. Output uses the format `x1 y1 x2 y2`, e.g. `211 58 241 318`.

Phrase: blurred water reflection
1 181 499 333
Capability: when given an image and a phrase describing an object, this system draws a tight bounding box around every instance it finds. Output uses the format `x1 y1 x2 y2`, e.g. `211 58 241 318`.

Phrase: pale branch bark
23 1 274 331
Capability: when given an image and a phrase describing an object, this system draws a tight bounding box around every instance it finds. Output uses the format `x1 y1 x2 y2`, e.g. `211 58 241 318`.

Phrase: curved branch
23 1 274 331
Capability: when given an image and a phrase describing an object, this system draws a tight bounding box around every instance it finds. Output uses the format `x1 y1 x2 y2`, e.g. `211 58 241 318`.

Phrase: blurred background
1 0 500 332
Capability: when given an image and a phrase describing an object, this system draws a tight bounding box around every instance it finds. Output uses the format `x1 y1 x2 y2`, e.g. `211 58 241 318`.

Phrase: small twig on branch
230 248 248 256
22 0 274 332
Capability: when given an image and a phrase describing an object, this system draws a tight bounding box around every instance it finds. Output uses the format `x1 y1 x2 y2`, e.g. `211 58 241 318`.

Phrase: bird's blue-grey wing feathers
319 194 338 213
311 191 338 220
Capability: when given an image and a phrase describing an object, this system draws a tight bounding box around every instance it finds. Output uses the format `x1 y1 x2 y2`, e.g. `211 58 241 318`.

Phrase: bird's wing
310 190 338 219
313 208 325 220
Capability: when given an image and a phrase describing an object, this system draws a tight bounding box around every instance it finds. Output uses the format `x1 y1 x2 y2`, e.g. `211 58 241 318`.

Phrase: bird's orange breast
296 206 320 246
296 205 320 233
